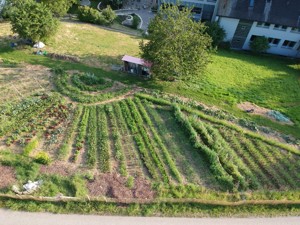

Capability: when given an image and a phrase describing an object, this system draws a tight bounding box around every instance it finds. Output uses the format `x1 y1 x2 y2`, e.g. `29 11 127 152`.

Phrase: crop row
253 140 298 189
113 102 145 177
119 101 159 180
53 71 129 103
73 107 90 162
86 106 97 167
239 136 285 189
105 105 127 176
141 100 202 184
0 94 60 137
218 128 271 188
58 105 83 160
134 98 182 183
172 104 234 191
189 116 259 190
71 74 113 92
97 106 110 172
136 93 300 156
126 99 170 183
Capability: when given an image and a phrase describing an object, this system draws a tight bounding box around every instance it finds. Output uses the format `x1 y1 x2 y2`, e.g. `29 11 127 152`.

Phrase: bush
250 36 270 53
79 72 105 85
131 14 140 29
34 151 51 165
102 5 116 24
78 6 116 26
205 22 226 48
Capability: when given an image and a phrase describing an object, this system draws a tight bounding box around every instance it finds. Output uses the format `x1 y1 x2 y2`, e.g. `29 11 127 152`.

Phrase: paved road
0 209 299 225
115 9 155 30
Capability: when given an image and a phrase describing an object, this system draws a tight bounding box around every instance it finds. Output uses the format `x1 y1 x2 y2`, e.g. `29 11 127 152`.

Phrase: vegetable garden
0 64 299 215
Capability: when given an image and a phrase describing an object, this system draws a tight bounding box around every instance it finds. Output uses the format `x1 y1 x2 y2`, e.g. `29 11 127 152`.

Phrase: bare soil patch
237 102 294 125
0 64 52 103
0 166 16 189
39 161 78 177
87 173 154 200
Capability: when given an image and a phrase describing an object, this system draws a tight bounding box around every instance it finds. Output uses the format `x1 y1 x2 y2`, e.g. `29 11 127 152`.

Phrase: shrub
77 6 115 26
34 151 51 165
102 6 116 24
205 22 226 48
131 14 140 29
79 72 105 85
250 36 270 53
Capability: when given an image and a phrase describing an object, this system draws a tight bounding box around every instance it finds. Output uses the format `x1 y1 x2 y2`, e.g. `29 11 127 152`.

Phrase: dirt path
84 87 143 106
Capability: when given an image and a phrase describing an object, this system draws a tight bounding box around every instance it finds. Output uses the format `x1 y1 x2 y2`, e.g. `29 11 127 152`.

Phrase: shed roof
122 55 152 67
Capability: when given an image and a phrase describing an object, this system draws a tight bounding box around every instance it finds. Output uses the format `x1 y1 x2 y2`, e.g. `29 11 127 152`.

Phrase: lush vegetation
140 4 212 80
78 6 116 26
0 20 299 217
9 0 59 42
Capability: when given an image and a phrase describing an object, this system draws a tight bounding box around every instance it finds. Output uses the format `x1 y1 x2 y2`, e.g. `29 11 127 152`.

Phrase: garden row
53 69 129 103
135 93 300 191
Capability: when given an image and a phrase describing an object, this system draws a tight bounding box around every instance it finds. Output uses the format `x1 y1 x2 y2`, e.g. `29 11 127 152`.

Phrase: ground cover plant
0 21 299 137
0 22 300 216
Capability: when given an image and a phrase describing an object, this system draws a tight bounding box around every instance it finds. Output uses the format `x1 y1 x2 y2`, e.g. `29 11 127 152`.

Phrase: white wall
218 17 239 41
243 22 300 57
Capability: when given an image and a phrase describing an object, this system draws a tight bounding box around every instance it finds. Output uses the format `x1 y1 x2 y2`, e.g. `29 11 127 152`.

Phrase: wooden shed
122 55 152 78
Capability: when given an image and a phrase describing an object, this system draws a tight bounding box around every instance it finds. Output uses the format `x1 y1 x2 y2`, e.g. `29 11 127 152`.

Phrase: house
216 0 300 58
122 55 152 78
158 0 220 21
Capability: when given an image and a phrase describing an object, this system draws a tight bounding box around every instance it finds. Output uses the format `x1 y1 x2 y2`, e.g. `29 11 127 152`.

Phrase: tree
78 6 116 26
250 36 270 53
101 6 117 24
205 22 226 48
10 0 58 42
41 0 78 17
140 5 212 81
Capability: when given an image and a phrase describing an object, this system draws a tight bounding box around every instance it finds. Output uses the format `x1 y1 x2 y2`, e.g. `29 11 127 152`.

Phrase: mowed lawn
0 21 299 136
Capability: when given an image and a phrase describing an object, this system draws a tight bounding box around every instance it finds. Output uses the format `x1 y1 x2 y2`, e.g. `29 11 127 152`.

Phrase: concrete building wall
219 16 300 58
218 17 239 41
243 22 300 58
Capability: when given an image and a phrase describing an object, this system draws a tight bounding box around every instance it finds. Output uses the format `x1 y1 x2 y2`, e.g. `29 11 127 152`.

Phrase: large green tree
10 0 58 42
140 5 212 81
41 0 78 17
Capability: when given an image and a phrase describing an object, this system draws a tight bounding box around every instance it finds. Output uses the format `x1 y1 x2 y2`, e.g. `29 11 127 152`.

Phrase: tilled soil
87 173 155 200
0 166 16 189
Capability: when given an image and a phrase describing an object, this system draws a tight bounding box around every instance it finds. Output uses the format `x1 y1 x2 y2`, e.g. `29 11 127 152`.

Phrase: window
282 40 297 48
291 27 300 33
256 22 270 28
273 24 288 31
281 25 287 30
268 38 281 46
274 24 280 29
250 35 261 42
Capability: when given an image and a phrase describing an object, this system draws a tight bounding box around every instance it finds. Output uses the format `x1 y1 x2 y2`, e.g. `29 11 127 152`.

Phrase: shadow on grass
216 49 300 76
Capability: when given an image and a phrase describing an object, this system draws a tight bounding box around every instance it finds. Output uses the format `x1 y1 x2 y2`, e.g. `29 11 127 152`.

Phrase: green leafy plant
34 151 51 165
250 36 270 53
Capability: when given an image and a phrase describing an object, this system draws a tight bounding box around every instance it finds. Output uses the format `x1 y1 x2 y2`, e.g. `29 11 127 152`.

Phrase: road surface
0 209 299 225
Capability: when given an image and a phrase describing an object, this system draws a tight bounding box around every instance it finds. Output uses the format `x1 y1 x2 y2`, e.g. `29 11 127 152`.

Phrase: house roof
217 0 300 28
122 55 152 67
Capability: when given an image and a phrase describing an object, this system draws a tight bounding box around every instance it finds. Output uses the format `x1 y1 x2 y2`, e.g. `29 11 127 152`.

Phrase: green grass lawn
0 21 299 137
